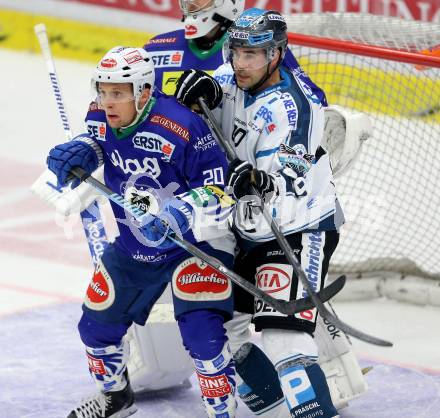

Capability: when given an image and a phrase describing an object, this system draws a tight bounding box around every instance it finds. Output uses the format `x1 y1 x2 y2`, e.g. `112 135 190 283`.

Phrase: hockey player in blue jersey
46 46 238 418
175 8 344 418
144 0 245 95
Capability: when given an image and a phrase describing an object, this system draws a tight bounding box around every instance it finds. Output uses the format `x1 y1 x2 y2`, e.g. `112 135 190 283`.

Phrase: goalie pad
315 312 368 410
323 105 372 178
30 166 105 216
126 285 194 392
127 307 367 411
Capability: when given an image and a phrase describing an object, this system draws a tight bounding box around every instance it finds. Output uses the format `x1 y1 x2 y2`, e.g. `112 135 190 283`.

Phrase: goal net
284 13 440 303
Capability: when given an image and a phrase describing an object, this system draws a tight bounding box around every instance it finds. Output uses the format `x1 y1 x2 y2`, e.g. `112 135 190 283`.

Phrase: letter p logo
279 365 316 409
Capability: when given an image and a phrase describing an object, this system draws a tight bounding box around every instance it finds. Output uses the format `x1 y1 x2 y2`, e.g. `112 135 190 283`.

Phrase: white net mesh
284 13 440 279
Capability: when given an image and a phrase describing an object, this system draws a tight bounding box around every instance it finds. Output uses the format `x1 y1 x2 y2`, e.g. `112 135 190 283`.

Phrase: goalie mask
92 47 155 127
180 0 245 39
223 8 288 92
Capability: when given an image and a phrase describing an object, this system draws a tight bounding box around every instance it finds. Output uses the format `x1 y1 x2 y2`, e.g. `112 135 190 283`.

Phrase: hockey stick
70 167 346 315
198 98 393 347
33 23 108 267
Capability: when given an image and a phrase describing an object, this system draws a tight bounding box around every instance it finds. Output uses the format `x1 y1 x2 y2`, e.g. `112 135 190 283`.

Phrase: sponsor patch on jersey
278 92 298 127
150 114 189 142
248 121 262 133
86 120 106 141
87 353 106 375
110 149 161 178
296 231 325 322
147 37 177 45
132 132 175 160
150 50 184 68
197 373 232 398
172 257 231 301
132 252 167 263
279 365 317 408
162 71 183 94
254 263 293 318
162 70 216 95
215 73 236 86
193 132 217 151
84 262 115 311
255 105 273 123
256 264 292 294
266 123 276 134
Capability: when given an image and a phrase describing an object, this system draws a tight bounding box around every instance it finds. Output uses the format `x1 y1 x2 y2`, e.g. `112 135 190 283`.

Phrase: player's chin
236 75 252 90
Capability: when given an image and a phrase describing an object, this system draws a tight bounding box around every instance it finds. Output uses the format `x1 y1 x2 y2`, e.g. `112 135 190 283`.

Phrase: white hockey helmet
180 0 245 39
92 46 155 116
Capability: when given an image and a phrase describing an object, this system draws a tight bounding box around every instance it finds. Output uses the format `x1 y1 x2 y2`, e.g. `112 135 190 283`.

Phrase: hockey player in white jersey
31 2 368 415
175 8 346 418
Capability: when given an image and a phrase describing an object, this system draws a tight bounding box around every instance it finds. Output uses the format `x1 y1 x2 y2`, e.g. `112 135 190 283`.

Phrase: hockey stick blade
199 98 393 347
70 167 345 315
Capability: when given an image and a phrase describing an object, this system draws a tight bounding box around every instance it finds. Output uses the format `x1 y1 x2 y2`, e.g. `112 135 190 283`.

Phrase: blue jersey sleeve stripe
256 147 279 159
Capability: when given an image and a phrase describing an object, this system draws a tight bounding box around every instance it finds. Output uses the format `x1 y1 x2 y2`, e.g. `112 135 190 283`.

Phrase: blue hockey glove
226 158 276 201
141 198 194 250
175 69 223 112
47 134 101 188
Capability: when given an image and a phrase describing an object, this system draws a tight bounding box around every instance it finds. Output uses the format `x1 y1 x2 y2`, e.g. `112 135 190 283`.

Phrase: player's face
97 83 138 128
232 47 280 91
232 48 270 89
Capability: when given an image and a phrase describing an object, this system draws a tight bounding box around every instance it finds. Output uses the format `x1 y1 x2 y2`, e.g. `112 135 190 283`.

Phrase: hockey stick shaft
71 167 345 315
35 24 72 140
198 98 392 347
35 23 109 267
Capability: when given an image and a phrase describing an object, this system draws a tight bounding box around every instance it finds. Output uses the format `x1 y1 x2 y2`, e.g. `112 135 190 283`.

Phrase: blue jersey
85 90 228 263
144 29 327 106
144 29 225 95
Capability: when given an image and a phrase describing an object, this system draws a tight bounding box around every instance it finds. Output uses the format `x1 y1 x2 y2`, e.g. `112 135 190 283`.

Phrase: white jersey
213 63 343 243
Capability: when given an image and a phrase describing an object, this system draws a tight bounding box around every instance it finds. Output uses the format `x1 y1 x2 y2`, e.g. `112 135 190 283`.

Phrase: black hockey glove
226 158 276 201
174 69 223 112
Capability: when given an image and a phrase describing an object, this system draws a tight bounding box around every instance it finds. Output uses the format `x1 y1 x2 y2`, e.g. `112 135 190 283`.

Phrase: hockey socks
85 340 130 392
178 310 237 417
194 343 237 418
234 342 286 416
278 360 338 418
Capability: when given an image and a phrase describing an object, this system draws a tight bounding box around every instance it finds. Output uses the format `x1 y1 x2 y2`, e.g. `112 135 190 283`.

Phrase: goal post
283 13 440 305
